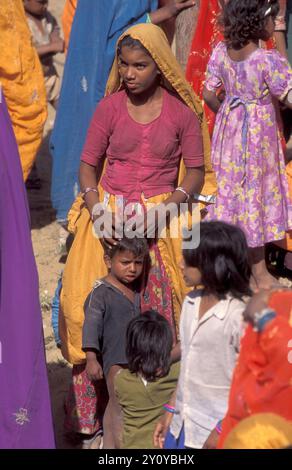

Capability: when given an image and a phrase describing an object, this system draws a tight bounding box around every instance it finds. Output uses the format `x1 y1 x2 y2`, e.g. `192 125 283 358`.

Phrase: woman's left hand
124 203 167 239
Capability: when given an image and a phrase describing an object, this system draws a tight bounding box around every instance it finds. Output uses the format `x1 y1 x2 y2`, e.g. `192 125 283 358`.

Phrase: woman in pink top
59 23 216 446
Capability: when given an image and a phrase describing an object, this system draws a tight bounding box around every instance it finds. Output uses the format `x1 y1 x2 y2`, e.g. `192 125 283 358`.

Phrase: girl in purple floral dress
203 0 292 289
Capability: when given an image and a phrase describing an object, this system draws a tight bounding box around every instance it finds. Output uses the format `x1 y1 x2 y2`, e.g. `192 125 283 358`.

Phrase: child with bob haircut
154 221 252 449
114 310 180 449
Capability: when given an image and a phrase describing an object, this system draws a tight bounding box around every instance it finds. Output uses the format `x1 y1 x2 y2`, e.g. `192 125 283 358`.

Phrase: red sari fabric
186 0 222 133
218 290 292 448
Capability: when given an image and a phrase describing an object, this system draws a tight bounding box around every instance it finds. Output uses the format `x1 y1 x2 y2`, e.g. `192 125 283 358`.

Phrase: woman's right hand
92 208 121 249
153 411 173 449
85 358 103 382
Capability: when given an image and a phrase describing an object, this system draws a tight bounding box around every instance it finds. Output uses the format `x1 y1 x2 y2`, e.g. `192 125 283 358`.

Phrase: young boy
82 237 149 449
24 0 64 109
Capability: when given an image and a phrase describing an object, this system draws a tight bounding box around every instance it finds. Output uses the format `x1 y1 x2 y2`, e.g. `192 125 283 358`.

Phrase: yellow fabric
0 0 47 180
60 23 215 364
106 23 217 197
224 413 292 449
61 189 190 364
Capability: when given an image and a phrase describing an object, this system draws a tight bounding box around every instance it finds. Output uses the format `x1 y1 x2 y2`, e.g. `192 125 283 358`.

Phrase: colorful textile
0 96 55 448
60 190 187 364
0 0 47 180
218 290 292 448
59 23 216 365
186 0 223 133
50 0 158 222
224 413 292 449
64 365 108 434
81 89 204 200
106 23 216 198
206 42 292 247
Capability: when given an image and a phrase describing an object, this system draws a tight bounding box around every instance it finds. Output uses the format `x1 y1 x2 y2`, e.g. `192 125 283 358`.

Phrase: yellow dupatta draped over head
60 24 217 365
106 23 217 199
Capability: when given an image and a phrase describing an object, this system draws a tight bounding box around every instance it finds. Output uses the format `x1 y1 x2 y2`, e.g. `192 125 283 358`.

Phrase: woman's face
118 45 159 95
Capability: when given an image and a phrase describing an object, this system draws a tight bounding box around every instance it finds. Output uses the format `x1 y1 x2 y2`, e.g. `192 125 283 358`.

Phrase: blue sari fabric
50 0 157 222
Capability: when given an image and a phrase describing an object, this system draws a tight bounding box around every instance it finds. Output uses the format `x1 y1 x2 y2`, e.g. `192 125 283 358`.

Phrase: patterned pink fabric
206 42 292 247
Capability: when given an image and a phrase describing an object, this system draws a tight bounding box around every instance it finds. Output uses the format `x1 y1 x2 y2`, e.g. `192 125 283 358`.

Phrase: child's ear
104 254 112 270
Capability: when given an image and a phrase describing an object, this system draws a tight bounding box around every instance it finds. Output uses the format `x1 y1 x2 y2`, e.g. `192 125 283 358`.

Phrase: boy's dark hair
117 35 151 57
183 221 252 299
126 310 173 382
220 0 280 49
108 237 149 259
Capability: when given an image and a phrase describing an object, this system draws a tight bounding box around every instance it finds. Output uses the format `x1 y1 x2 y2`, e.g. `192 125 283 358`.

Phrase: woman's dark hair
220 0 280 49
182 221 252 299
117 35 151 57
108 236 149 259
126 310 173 382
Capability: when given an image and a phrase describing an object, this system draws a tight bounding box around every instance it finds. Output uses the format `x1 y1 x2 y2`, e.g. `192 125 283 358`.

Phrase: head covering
0 0 47 180
50 0 158 222
0 96 55 448
106 23 217 198
218 289 292 448
224 413 292 449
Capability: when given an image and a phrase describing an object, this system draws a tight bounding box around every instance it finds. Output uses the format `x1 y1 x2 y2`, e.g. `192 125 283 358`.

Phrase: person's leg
250 246 281 291
103 365 123 449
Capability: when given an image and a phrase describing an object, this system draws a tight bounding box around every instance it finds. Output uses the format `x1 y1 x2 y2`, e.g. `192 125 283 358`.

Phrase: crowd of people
1 0 292 450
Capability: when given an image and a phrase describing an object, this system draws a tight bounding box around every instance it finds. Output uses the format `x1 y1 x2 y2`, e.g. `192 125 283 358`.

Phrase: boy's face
24 0 48 16
105 249 144 284
180 258 202 288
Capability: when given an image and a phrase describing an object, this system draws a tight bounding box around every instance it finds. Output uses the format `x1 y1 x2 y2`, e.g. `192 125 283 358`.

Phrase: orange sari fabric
62 0 78 51
0 0 47 180
218 290 292 448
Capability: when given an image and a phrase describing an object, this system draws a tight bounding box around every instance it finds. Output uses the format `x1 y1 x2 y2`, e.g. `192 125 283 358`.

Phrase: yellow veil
106 23 217 198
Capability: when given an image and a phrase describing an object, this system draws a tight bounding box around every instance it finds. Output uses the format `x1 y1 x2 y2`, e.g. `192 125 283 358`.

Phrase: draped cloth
59 23 217 365
218 290 292 448
0 0 47 181
185 0 222 134
50 0 158 222
0 96 55 449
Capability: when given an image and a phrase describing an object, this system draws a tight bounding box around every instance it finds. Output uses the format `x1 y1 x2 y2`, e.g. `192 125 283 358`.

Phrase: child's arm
170 341 181 363
82 287 105 381
203 87 222 114
35 41 64 58
153 388 177 449
84 349 103 381
150 0 195 26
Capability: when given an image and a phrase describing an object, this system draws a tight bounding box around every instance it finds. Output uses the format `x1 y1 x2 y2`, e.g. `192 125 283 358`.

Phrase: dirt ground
28 0 292 449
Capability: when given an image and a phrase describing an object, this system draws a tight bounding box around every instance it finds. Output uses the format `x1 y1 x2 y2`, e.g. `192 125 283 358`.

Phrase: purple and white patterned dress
205 41 292 247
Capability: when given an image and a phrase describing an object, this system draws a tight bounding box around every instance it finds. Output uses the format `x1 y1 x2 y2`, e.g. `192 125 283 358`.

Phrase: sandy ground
28 0 292 449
